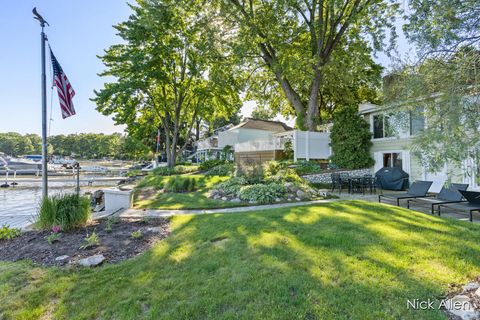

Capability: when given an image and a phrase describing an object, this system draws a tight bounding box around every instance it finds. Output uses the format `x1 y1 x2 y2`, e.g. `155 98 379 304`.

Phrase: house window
410 106 425 136
373 114 396 139
373 115 384 138
383 152 402 169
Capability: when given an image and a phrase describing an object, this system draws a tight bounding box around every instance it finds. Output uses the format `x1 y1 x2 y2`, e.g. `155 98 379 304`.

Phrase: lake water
0 176 119 228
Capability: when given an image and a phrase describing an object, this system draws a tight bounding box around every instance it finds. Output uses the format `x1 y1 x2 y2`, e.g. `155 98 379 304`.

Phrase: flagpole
33 8 49 199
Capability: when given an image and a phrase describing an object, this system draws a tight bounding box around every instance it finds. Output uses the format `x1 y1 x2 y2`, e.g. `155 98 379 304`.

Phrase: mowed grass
2 201 480 319
134 174 246 209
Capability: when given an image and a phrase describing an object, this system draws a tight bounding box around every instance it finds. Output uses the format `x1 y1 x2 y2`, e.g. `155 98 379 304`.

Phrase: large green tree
388 0 480 178
94 0 242 167
216 0 397 130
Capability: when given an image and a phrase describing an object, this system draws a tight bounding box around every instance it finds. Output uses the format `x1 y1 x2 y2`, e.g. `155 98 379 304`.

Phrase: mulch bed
0 217 170 267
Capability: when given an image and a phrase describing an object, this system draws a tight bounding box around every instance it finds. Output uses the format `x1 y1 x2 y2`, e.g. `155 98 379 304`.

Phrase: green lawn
134 174 247 210
2 201 480 319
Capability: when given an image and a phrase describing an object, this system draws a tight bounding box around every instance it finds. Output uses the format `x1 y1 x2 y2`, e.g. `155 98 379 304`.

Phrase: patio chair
331 173 349 194
406 183 468 214
378 180 433 206
438 190 480 222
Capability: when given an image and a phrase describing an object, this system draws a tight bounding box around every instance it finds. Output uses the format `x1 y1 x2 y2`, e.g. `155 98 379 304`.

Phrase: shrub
45 232 61 244
294 160 321 175
79 231 100 250
206 163 234 176
199 160 229 171
164 176 197 193
329 106 374 169
215 177 247 195
152 165 199 176
267 168 304 184
238 183 286 203
263 160 287 177
283 139 294 160
0 224 21 240
237 164 264 184
131 230 143 239
38 194 90 231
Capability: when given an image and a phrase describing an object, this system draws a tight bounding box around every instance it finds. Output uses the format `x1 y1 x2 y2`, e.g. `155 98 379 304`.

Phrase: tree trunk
306 69 322 131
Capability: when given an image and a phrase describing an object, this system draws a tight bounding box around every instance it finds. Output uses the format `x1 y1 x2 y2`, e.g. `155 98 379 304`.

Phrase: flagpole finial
33 7 49 28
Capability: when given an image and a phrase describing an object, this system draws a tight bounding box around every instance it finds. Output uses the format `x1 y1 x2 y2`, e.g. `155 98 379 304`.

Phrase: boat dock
10 176 127 183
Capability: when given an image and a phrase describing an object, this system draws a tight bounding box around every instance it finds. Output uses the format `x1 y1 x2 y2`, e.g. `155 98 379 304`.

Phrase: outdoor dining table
347 176 376 194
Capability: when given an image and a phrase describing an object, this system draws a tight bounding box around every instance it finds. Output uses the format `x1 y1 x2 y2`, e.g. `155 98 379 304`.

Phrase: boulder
221 197 227 201
78 254 105 267
296 190 307 199
462 282 480 291
230 198 241 203
475 287 480 298
146 227 163 233
444 295 479 320
55 255 69 262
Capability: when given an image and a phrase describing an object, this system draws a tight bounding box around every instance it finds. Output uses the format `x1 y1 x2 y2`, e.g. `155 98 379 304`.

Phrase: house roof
228 118 293 132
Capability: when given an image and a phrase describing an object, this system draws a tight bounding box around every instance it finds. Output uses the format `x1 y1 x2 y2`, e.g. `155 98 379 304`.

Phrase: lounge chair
378 180 433 206
438 190 480 222
406 183 468 214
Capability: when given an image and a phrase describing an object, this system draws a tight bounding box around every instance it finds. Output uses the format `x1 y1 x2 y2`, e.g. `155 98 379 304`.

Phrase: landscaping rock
230 198 241 203
295 197 301 201
55 255 69 262
463 282 480 291
146 227 163 233
296 190 307 199
275 198 282 202
221 196 227 201
78 254 105 267
475 287 480 298
444 295 479 320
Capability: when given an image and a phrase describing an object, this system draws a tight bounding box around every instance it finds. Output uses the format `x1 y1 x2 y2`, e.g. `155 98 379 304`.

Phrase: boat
0 155 41 171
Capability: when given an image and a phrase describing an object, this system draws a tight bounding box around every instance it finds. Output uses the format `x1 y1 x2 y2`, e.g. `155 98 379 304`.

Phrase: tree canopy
94 0 243 167
0 132 150 160
215 0 396 130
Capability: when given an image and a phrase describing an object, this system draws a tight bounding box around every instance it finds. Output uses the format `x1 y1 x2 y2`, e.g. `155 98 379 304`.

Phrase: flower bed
0 217 170 267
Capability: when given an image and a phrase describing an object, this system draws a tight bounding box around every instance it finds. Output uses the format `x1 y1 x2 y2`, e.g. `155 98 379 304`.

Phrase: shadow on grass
2 200 480 319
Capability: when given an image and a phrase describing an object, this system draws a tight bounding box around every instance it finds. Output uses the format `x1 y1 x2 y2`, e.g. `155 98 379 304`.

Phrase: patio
330 188 480 223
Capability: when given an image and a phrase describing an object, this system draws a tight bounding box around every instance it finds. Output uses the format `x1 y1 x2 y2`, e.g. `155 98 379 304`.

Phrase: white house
193 118 332 165
193 118 293 162
359 102 479 192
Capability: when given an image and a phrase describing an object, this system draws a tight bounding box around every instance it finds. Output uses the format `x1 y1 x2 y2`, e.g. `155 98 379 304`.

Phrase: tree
383 50 480 174
94 0 242 167
250 105 275 120
404 0 480 58
329 106 374 169
216 0 396 130
392 0 480 177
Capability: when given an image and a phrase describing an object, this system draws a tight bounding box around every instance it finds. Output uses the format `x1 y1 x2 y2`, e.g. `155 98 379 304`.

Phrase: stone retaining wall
302 168 372 184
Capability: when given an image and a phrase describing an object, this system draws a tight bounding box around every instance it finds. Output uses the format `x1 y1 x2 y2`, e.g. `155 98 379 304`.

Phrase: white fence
293 131 331 161
234 130 331 161
234 137 281 152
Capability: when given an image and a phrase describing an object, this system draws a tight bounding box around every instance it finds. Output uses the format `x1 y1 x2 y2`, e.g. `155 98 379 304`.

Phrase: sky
0 2 412 135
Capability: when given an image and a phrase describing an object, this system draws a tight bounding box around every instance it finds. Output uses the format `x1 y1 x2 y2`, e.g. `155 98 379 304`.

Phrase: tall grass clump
38 193 91 230
164 176 197 193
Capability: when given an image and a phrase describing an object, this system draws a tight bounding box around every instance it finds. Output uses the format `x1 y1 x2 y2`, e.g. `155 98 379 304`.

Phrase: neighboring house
193 118 293 162
193 118 332 166
359 102 479 192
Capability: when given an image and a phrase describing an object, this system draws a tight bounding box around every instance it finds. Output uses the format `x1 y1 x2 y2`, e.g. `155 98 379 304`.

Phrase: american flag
50 48 76 119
